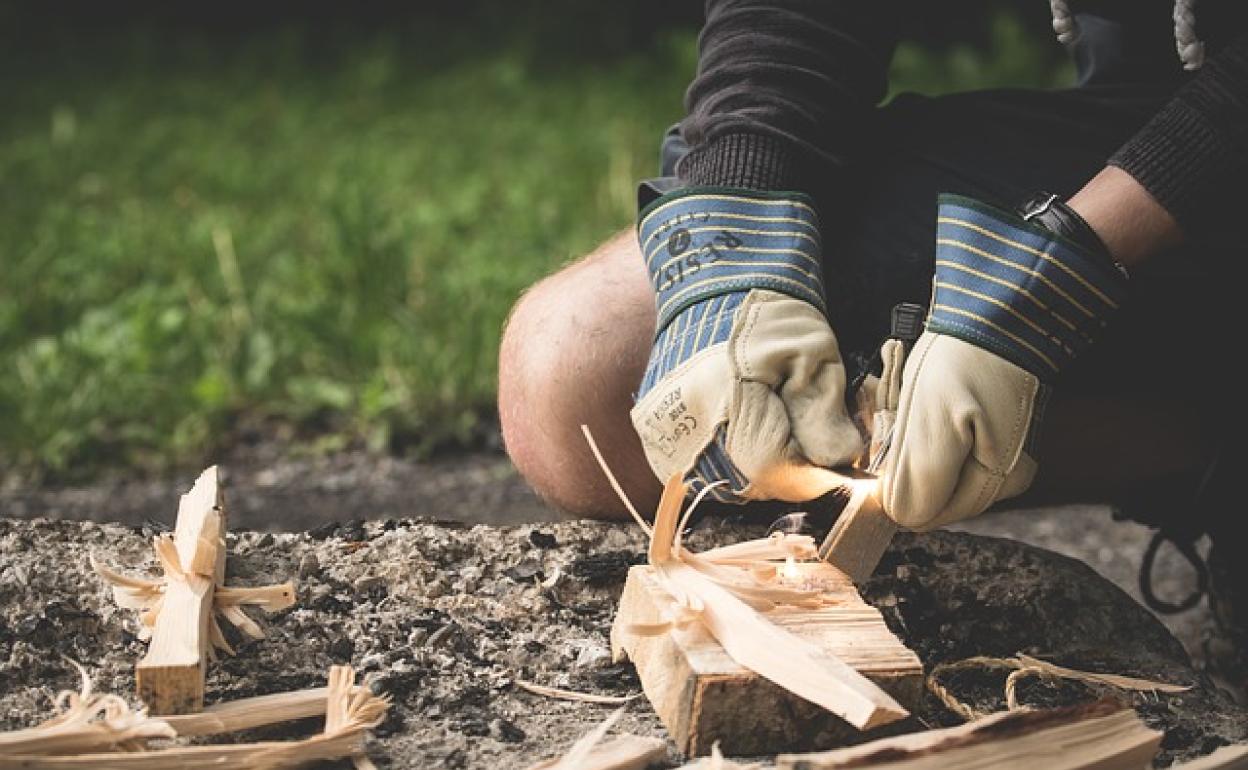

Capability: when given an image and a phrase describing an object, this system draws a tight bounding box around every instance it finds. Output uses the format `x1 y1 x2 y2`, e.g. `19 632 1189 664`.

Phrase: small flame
782 555 801 581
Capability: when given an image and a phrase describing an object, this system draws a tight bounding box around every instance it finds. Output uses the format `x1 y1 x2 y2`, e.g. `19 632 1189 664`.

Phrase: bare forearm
1067 166 1182 270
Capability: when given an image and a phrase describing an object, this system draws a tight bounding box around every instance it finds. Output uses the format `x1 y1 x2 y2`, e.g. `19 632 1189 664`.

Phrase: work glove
881 194 1128 530
630 187 863 503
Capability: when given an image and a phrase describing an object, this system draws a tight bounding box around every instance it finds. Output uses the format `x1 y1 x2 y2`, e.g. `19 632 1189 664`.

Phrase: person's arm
1066 166 1181 270
1074 36 1248 267
628 2 900 503
677 0 898 193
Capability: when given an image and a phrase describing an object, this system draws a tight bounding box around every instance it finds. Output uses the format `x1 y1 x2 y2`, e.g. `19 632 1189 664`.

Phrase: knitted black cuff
676 132 807 192
1108 39 1248 235
1108 99 1229 233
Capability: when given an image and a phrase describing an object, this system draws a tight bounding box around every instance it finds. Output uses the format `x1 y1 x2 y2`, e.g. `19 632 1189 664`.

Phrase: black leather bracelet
1017 192 1130 280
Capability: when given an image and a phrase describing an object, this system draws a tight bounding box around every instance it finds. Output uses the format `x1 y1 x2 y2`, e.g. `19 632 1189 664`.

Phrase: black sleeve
676 0 898 193
1108 36 1248 242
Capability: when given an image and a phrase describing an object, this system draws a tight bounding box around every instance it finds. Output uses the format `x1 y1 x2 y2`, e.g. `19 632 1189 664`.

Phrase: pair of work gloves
631 187 1127 529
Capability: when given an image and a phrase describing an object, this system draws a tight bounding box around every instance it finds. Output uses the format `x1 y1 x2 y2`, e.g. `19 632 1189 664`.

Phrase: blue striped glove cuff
929 194 1129 380
637 187 827 334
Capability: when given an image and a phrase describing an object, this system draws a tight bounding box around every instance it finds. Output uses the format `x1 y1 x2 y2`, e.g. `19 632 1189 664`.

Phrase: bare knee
498 230 661 519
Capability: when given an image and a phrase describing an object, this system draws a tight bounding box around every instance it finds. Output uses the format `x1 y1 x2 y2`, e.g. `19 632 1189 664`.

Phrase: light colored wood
611 561 922 756
135 466 225 715
819 485 897 584
161 686 335 736
94 465 298 717
656 559 905 730
775 701 1161 769
0 666 389 770
1172 745 1248 770
527 735 668 770
513 680 641 705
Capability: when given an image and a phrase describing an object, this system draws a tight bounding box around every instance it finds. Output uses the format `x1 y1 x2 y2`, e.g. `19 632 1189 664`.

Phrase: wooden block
136 466 225 714
776 700 1162 769
819 487 897 584
610 562 922 757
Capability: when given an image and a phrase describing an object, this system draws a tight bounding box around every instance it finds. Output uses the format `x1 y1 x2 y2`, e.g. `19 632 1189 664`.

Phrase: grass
0 14 1070 483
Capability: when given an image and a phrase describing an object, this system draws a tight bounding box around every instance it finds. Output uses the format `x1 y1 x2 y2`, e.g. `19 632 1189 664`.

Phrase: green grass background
0 12 1071 482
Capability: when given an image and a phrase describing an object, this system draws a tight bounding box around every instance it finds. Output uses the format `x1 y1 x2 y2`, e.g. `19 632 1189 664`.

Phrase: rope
1048 0 1205 71
926 656 1045 721
1173 0 1206 70
1049 0 1078 45
925 655 1167 722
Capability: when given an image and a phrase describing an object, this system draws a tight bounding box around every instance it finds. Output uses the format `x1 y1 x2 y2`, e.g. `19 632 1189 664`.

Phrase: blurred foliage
890 11 1074 95
0 6 1071 482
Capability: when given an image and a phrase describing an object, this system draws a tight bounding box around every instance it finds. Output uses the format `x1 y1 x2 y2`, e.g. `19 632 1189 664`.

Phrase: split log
611 560 922 756
586 432 916 756
135 466 225 714
94 465 297 716
775 700 1161 769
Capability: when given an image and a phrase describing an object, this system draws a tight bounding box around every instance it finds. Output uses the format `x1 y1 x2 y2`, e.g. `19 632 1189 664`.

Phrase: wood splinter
776 700 1162 769
92 465 296 714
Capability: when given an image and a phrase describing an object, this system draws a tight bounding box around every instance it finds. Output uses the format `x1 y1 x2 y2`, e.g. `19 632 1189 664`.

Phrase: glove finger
785 361 864 468
881 334 973 529
728 382 847 502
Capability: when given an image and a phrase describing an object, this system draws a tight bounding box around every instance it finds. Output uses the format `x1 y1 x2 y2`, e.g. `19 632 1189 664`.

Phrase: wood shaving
514 680 641 705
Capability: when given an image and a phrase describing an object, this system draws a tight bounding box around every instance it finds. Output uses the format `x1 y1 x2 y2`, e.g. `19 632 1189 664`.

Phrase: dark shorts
653 84 1234 399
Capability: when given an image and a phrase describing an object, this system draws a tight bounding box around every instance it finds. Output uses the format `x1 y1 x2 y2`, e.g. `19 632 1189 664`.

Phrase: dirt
1 446 1218 663
1 506 1244 768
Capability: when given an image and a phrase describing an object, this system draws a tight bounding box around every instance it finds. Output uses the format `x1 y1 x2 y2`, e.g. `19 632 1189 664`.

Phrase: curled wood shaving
0 665 390 770
514 679 642 705
0 658 174 756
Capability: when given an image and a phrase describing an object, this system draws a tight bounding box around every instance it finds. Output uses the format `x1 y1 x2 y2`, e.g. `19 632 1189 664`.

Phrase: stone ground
1 447 1242 768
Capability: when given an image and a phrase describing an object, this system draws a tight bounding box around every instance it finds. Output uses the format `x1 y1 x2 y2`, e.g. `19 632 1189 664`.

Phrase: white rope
1050 1 1205 72
1049 0 1078 45
1173 0 1206 70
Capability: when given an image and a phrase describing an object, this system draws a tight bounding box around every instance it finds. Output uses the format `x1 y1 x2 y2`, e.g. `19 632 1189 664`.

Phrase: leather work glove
630 187 863 503
881 193 1129 530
